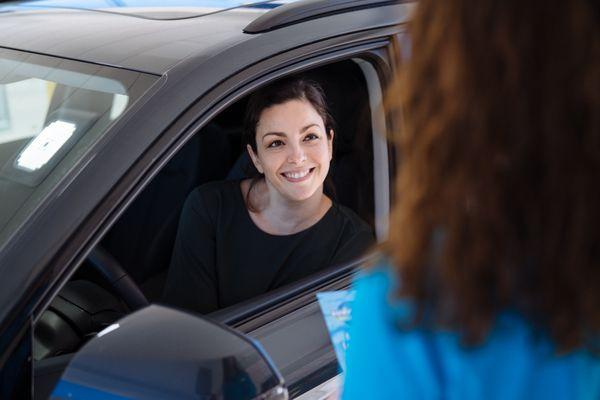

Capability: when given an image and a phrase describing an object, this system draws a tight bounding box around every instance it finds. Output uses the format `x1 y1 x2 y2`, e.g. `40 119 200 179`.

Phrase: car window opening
101 58 379 304
32 57 386 397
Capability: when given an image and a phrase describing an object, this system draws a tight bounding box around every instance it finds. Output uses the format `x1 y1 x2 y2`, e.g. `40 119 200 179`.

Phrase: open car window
99 58 381 302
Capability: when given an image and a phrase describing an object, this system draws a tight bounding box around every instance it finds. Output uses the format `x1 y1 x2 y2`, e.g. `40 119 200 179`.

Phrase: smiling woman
162 77 374 314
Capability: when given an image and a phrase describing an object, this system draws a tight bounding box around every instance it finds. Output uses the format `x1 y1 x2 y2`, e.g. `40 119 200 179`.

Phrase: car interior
32 58 384 399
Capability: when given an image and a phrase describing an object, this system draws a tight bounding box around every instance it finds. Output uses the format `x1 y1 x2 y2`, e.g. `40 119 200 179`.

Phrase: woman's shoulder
187 180 240 204
352 262 412 320
330 202 373 235
183 180 242 219
348 262 415 334
346 263 600 399
192 179 239 196
353 262 394 294
352 262 583 347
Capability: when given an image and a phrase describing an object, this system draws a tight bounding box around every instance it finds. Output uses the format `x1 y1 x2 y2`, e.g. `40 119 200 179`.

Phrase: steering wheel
33 247 149 398
87 246 149 311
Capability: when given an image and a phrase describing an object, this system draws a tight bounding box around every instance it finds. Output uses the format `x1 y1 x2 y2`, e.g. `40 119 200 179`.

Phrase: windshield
0 48 157 244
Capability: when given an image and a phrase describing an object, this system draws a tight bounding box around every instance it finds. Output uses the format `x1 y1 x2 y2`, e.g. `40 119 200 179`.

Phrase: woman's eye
267 140 284 148
304 133 319 141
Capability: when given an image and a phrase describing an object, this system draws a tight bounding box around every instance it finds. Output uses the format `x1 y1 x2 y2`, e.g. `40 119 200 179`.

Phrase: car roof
0 2 293 75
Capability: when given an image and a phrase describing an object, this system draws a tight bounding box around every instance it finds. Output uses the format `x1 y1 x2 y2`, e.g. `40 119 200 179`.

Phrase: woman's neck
243 178 332 235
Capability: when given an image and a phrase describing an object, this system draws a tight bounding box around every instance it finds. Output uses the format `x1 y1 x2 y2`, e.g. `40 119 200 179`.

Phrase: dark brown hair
243 77 335 210
386 0 600 351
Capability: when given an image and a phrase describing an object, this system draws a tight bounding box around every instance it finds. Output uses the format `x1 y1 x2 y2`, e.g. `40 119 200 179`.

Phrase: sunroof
0 0 301 20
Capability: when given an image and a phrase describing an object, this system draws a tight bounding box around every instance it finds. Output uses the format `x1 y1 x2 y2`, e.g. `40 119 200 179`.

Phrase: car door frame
27 24 404 327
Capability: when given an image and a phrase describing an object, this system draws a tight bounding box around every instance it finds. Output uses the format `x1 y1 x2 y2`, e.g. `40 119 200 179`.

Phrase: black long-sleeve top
162 180 373 314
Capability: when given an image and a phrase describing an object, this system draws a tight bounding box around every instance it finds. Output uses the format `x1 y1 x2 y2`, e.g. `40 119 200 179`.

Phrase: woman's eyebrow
300 123 320 132
262 132 286 140
262 123 321 140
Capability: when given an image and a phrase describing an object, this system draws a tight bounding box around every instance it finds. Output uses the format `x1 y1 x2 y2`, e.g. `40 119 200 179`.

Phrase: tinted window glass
0 48 157 245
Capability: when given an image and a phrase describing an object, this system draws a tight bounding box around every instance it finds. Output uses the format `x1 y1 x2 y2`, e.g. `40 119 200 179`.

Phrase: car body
0 1 413 398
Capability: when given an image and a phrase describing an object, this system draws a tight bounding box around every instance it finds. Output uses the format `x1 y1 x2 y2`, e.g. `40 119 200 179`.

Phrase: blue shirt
342 266 600 400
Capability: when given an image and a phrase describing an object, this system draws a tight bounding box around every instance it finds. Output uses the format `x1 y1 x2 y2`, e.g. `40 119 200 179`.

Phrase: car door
153 20 404 400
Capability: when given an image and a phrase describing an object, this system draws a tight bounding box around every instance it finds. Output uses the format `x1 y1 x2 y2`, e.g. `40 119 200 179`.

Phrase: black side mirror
50 305 288 400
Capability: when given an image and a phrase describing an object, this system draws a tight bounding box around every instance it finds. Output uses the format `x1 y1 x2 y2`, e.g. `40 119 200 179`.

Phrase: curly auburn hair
386 0 599 351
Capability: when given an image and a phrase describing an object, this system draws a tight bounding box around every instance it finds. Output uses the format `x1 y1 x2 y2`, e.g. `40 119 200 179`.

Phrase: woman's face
248 99 333 203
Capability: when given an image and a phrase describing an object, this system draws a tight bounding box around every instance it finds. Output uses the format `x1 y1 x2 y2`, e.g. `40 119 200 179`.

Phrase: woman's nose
287 143 307 164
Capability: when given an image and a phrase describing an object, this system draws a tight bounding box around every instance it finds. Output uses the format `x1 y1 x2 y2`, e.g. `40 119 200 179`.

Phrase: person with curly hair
342 0 600 398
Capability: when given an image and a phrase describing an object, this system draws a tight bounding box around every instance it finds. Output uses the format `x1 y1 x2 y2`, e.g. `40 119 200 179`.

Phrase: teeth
284 169 310 179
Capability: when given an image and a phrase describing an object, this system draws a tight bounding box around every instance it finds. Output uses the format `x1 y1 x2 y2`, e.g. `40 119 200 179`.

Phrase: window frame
30 27 400 323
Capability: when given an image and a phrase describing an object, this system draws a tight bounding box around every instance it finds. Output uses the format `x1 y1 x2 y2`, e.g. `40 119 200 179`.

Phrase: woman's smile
281 167 315 182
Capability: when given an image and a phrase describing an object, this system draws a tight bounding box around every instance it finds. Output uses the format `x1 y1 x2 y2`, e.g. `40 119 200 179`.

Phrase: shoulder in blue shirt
342 264 600 400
